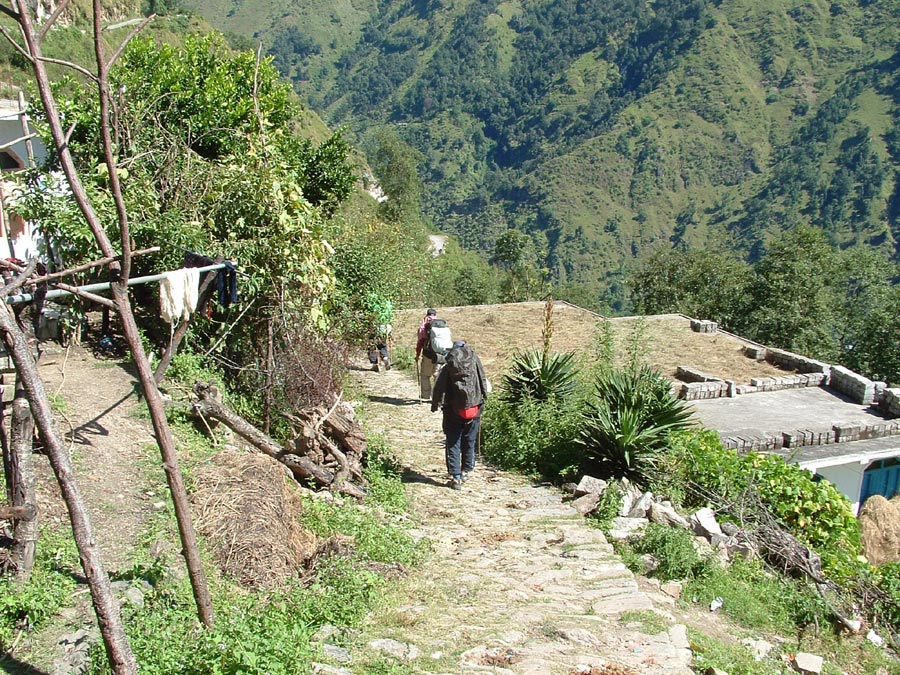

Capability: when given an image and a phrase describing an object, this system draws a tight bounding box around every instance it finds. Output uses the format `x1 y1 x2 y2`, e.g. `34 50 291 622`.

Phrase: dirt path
338 361 693 675
35 344 158 573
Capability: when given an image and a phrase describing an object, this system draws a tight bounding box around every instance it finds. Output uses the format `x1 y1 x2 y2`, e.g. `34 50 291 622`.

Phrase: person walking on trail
366 292 393 372
431 340 489 490
415 308 438 401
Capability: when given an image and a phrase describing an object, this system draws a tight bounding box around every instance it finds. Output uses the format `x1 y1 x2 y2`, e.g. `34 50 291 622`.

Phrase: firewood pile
191 382 369 499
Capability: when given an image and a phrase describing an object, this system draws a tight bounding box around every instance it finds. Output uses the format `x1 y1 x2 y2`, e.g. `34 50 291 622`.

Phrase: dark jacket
431 344 489 414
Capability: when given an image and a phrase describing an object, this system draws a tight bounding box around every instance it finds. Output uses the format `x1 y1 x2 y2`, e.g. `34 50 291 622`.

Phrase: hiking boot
449 476 463 490
461 472 470 482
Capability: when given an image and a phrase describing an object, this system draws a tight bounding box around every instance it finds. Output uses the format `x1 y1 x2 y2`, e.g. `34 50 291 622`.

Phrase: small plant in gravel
619 609 670 635
616 523 712 582
363 433 409 514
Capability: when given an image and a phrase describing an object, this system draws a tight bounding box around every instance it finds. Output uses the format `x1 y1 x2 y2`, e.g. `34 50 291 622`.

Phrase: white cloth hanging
160 267 201 324
182 267 199 321
159 269 185 324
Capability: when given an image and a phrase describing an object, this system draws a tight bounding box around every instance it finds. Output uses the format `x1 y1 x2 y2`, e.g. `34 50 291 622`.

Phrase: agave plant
501 348 579 403
577 366 693 484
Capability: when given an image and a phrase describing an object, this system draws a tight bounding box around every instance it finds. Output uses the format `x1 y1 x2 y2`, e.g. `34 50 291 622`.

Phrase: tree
748 227 841 360
369 128 424 226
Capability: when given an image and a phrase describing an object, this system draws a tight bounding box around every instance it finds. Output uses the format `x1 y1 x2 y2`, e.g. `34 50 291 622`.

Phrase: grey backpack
444 344 482 411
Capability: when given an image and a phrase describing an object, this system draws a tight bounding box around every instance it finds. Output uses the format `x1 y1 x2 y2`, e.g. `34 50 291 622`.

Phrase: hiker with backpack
415 308 453 401
431 340 490 490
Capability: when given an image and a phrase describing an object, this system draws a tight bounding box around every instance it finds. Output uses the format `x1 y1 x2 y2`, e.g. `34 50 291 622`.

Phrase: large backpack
425 318 453 363
444 344 482 413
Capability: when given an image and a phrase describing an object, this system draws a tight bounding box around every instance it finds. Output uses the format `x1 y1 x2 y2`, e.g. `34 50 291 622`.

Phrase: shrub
666 429 863 581
616 523 712 582
501 348 579 403
481 396 581 480
577 366 693 485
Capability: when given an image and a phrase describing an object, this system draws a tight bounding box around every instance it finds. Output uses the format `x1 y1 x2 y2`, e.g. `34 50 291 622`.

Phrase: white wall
812 463 865 514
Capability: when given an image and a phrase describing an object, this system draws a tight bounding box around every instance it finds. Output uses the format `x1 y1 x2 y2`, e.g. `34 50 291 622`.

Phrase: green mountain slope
175 0 900 310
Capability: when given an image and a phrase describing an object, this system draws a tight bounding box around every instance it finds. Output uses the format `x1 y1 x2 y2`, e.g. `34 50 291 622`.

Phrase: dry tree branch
0 25 32 64
107 15 154 68
38 0 69 38
36 56 98 82
0 259 37 299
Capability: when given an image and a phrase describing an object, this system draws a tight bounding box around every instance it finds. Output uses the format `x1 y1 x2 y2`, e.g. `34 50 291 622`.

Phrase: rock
649 501 689 529
866 629 885 647
312 624 343 643
311 664 352 675
572 492 601 515
720 521 740 536
792 652 823 674
858 495 900 565
690 507 723 538
123 586 144 609
555 627 602 648
606 517 648 541
661 581 683 599
561 482 578 495
640 553 659 574
627 491 654 518
574 475 607 497
367 638 420 660
321 645 352 663
740 638 773 661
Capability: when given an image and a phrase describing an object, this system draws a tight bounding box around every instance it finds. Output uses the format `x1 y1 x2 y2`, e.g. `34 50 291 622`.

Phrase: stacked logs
191 383 368 499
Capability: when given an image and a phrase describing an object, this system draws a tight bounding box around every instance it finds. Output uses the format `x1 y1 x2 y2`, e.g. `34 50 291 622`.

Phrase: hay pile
191 450 318 588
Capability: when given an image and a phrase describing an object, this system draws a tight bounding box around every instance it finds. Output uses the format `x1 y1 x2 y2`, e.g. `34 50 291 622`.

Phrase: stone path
324 362 693 675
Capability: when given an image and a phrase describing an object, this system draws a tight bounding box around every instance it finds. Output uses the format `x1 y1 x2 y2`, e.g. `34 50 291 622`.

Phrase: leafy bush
577 366 693 485
481 396 582 480
873 562 900 630
616 523 712 582
667 430 863 581
501 348 578 403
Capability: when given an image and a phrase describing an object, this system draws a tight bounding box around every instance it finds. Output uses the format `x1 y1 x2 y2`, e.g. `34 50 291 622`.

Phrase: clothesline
5 262 233 305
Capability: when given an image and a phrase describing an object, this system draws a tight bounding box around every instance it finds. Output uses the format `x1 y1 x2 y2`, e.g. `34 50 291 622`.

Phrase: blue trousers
443 411 480 476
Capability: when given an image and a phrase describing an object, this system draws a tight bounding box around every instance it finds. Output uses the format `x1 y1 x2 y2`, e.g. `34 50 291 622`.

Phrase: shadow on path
401 467 446 487
366 394 423 407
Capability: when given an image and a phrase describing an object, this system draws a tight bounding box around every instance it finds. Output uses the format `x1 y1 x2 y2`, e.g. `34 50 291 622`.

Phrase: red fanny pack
457 405 480 420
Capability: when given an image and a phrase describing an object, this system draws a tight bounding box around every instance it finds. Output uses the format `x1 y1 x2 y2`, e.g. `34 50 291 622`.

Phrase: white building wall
809 463 866 514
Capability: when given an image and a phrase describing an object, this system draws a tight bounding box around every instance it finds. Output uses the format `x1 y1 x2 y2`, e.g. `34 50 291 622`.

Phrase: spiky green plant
578 366 693 484
501 348 578 403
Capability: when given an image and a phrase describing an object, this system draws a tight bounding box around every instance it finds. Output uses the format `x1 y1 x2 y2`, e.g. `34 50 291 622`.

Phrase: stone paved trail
325 362 693 675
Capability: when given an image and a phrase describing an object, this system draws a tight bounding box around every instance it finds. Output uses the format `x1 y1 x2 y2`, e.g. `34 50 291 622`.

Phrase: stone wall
764 347 831 376
879 389 900 418
829 365 876 405
721 419 900 452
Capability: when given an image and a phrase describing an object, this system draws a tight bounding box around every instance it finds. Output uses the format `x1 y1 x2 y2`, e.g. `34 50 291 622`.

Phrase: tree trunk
10 387 38 584
0 306 137 674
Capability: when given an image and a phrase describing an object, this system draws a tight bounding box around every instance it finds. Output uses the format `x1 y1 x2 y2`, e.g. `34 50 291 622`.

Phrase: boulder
627 491 654 518
690 507 723 539
572 492 601 515
574 475 607 497
607 517 648 541
791 652 823 674
858 495 900 565
648 501 689 529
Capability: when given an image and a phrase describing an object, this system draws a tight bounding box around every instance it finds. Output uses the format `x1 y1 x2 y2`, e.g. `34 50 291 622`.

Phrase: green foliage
577 366 693 485
166 349 224 389
616 523 712 582
666 430 864 581
481 396 582 480
297 497 424 567
685 555 830 636
873 562 900 631
587 482 623 530
501 348 578 404
0 528 79 650
362 434 409 514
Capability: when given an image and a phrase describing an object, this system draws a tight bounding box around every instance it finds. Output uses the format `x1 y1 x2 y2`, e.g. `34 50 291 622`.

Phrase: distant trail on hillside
337 358 693 674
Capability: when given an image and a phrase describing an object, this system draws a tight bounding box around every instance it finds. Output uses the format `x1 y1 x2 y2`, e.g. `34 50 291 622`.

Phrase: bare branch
107 15 154 69
36 56 99 82
0 258 37 299
0 25 33 64
38 0 70 38
0 133 37 151
0 4 20 20
29 246 161 285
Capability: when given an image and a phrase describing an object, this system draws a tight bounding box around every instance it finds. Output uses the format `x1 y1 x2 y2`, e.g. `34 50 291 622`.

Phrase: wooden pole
10 385 38 583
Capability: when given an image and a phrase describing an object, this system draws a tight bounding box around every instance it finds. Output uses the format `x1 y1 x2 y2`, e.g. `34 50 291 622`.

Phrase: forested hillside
183 0 900 311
